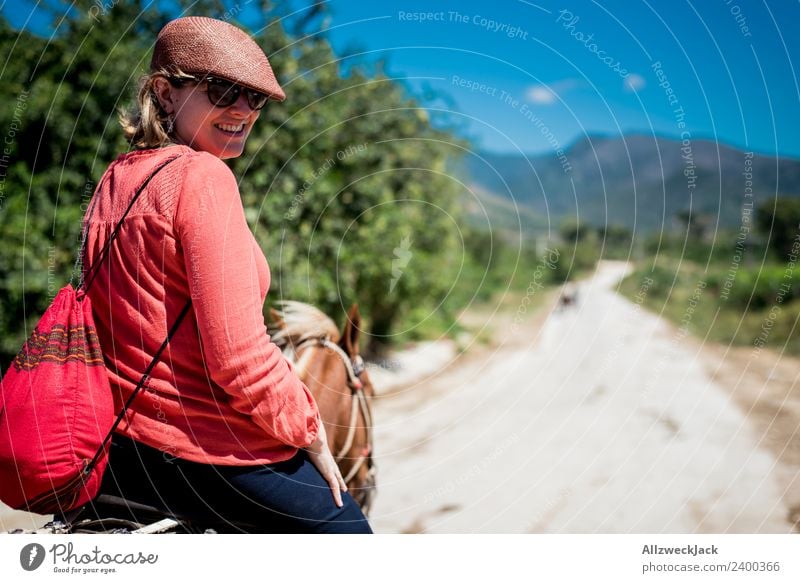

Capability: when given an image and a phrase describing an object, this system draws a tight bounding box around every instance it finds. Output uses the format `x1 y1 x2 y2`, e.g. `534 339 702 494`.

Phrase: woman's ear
152 76 176 114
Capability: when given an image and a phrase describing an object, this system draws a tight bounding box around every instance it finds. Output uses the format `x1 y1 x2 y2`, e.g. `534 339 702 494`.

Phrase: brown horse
269 301 376 515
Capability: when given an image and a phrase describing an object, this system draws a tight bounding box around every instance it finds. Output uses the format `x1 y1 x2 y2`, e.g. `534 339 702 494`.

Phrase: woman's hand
304 421 347 507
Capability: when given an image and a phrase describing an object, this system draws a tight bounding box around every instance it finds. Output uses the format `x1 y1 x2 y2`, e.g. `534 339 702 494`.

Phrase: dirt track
368 261 797 533
3 261 797 533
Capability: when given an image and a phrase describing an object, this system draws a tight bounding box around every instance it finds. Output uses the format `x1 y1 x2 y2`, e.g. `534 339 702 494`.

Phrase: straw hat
151 16 286 101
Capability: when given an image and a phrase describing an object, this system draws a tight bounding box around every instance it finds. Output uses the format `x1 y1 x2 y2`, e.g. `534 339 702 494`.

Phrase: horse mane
270 300 340 349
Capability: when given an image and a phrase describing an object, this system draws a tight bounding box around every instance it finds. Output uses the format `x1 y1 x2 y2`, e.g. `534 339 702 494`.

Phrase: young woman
82 16 372 533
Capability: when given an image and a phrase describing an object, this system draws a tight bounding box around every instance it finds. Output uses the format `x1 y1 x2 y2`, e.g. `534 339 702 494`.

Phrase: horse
269 301 377 516
21 301 376 534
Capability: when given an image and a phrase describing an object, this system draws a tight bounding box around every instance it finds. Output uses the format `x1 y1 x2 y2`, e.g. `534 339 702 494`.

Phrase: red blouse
83 145 319 465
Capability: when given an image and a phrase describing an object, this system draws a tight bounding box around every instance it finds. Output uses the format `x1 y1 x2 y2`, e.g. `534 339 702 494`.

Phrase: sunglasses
170 75 270 111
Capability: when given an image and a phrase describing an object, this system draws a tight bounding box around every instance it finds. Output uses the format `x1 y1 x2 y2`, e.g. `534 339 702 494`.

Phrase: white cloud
624 73 646 92
525 79 581 105
527 86 557 104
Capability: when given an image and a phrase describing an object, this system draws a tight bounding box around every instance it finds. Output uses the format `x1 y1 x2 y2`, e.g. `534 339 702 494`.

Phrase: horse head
335 304 376 512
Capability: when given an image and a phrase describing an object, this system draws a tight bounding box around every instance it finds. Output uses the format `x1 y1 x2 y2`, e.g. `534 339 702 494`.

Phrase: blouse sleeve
173 152 319 448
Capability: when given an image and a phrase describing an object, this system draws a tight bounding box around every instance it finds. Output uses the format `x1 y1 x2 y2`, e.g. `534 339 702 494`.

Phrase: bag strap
79 155 183 294
84 298 192 475
77 154 193 477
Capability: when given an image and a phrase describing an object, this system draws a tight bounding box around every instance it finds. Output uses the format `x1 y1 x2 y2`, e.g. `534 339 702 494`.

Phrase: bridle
294 337 376 498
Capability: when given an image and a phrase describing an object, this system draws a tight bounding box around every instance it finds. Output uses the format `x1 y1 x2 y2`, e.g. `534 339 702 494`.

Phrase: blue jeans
98 434 373 533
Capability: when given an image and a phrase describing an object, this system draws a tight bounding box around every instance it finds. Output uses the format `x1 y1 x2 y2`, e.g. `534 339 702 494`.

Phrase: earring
166 116 175 135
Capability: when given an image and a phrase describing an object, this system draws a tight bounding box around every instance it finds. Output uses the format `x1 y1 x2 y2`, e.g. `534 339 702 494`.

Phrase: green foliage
600 224 632 247
705 264 800 309
558 217 584 243
548 236 601 283
673 209 714 241
643 227 768 266
756 196 800 261
0 1 481 362
232 26 471 353
620 256 800 354
620 197 800 353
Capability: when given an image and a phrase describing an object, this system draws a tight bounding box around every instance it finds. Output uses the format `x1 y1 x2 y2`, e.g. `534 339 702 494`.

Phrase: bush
620 258 800 354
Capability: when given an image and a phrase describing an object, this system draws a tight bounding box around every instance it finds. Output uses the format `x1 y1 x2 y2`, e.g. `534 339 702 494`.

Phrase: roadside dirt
368 262 796 533
700 343 800 531
3 262 797 534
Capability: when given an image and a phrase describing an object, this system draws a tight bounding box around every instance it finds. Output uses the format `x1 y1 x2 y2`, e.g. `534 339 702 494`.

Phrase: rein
295 337 375 484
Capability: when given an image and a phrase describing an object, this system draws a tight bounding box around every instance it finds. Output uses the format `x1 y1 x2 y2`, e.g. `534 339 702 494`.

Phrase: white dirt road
368 261 794 533
2 261 794 534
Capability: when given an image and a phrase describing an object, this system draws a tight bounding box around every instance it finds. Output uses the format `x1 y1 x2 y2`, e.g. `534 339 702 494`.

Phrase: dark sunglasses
170 75 270 111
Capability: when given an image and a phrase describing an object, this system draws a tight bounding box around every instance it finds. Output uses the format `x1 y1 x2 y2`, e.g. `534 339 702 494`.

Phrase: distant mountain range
461 135 800 234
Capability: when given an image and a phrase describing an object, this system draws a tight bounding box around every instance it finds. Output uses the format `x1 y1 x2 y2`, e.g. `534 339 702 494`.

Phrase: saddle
47 495 262 534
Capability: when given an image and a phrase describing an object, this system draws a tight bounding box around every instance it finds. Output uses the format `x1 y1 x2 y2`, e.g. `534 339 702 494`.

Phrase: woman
82 16 372 533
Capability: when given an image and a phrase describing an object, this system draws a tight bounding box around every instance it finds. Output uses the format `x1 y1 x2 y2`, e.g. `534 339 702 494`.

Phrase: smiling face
153 75 260 159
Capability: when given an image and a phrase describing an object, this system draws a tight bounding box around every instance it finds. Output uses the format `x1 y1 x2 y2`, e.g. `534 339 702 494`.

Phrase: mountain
462 183 549 234
462 135 800 233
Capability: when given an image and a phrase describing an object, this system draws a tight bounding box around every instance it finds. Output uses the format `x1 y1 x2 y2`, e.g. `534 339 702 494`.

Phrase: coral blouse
82 145 319 465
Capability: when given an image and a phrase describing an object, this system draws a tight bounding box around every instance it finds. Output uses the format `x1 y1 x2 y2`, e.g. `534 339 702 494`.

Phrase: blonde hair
119 67 193 149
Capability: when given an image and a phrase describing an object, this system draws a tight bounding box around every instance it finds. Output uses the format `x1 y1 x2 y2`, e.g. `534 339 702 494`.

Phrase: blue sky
4 0 799 158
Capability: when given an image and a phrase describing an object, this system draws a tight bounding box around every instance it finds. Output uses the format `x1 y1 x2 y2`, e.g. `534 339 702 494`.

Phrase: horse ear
269 307 286 330
340 303 361 356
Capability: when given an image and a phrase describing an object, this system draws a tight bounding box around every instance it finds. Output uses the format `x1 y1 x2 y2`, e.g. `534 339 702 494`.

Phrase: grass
618 257 800 355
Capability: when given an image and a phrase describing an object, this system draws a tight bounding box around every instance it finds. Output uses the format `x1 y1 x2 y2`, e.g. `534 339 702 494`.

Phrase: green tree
559 217 585 243
0 1 469 362
756 197 800 261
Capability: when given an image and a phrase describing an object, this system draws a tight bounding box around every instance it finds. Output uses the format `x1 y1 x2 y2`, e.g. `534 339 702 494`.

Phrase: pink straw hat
151 16 286 101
